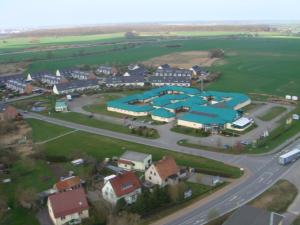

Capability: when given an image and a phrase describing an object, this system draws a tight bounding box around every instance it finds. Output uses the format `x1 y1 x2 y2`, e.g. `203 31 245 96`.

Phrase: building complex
107 86 252 131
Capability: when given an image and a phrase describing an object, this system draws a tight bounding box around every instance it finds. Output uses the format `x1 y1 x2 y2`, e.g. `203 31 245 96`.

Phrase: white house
102 171 141 205
47 188 89 225
117 151 152 171
145 156 179 187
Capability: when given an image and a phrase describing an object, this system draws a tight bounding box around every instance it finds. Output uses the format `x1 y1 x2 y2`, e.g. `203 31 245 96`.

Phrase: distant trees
124 31 139 39
209 49 225 58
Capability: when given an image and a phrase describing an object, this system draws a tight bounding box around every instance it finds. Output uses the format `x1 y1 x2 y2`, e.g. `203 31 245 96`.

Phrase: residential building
118 151 152 171
0 103 18 121
96 66 117 75
222 205 284 225
53 80 99 95
190 65 209 77
124 65 148 77
102 171 141 205
5 80 33 94
154 68 193 78
55 101 68 112
53 176 82 192
41 74 68 86
105 75 145 87
145 156 179 187
149 76 191 87
47 188 89 225
0 74 24 86
157 64 171 70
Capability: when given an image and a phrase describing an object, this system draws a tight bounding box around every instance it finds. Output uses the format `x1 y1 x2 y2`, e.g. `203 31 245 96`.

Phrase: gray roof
120 151 151 162
0 74 24 83
0 102 6 112
156 68 193 75
55 79 99 92
106 75 144 84
149 76 191 84
223 205 283 225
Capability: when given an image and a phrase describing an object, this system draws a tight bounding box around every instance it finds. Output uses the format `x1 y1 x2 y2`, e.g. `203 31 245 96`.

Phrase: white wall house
145 156 179 187
102 171 141 205
118 151 152 171
107 106 149 116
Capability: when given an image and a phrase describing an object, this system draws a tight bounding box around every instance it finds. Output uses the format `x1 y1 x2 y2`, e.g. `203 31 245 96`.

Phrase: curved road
24 112 300 225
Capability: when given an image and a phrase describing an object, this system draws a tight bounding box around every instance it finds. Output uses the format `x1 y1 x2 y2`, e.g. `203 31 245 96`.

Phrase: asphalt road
23 112 300 225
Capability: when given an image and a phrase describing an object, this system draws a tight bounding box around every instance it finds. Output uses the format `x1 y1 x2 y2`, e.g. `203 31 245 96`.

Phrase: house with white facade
53 80 99 95
145 156 179 187
47 188 89 225
102 171 141 205
117 151 152 171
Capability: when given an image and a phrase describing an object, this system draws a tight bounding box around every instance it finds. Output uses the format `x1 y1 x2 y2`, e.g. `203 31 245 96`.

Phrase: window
149 176 152 180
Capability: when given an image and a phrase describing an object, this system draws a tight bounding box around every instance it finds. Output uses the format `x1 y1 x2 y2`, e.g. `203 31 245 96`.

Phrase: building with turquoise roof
106 86 252 131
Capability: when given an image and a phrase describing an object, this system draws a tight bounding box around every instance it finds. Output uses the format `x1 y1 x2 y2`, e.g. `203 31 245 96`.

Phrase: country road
23 112 300 225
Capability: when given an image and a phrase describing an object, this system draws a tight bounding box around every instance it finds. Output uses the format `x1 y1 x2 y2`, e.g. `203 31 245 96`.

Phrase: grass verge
258 106 287 121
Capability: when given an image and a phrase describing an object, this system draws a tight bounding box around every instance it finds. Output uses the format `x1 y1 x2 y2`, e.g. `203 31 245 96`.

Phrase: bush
45 155 69 163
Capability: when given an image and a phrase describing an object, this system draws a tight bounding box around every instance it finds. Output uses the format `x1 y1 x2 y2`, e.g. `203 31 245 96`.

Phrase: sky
1 0 300 29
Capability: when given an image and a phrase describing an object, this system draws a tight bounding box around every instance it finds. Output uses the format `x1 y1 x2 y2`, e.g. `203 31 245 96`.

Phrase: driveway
36 208 53 225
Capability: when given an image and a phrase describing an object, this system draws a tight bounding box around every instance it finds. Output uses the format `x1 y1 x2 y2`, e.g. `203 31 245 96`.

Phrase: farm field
18 38 300 96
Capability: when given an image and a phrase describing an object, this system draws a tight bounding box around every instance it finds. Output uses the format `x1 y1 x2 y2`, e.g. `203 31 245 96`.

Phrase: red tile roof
154 156 179 180
54 176 81 192
48 188 88 218
109 171 141 197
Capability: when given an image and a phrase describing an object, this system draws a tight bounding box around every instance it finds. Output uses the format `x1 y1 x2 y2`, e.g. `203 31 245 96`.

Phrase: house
145 156 179 187
96 66 118 75
222 205 284 225
154 68 193 78
47 188 89 225
53 80 100 95
102 171 142 205
41 74 68 86
0 103 18 121
124 65 148 77
0 74 24 86
53 176 82 192
190 65 209 77
5 80 33 94
105 75 145 87
55 101 68 112
158 64 171 70
149 76 191 87
117 151 152 171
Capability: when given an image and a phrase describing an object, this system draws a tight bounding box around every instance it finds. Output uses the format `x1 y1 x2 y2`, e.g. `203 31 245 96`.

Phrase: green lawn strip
43 130 242 178
258 106 287 121
49 111 159 139
246 106 300 154
171 126 210 137
26 118 73 142
249 179 298 213
141 182 227 225
178 139 244 155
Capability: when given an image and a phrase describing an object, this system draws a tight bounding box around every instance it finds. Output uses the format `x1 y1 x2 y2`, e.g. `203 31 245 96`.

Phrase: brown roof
109 171 141 197
54 176 81 191
48 188 88 218
154 156 179 180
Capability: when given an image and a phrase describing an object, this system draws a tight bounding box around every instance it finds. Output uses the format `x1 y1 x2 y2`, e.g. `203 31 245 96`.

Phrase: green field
2 32 300 96
258 106 287 121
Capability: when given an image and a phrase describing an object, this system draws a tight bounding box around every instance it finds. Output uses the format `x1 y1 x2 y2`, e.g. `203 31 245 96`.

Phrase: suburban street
24 112 300 225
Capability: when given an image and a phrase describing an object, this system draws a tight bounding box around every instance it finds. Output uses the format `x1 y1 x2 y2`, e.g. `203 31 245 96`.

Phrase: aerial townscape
1 1 300 225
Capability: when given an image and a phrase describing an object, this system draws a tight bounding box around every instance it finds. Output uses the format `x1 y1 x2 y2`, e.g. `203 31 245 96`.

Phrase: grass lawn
178 139 244 155
249 179 298 213
247 106 300 154
257 106 287 121
294 216 300 225
171 126 210 137
0 159 56 225
20 119 242 178
26 118 73 142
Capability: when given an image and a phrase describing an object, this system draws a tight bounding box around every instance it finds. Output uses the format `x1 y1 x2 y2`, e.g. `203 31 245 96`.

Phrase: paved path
23 112 300 225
